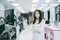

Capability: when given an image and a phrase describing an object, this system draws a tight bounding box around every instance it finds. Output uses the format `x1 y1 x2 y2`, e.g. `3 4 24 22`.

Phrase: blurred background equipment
4 9 14 25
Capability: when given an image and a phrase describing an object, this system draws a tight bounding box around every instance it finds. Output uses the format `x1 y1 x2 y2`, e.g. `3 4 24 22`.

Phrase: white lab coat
19 19 45 40
32 19 45 40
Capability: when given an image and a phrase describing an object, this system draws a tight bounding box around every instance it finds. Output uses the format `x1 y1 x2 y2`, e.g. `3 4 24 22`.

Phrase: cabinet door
54 31 60 40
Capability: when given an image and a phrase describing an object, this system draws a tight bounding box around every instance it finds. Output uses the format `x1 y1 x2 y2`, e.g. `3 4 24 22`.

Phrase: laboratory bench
45 25 60 40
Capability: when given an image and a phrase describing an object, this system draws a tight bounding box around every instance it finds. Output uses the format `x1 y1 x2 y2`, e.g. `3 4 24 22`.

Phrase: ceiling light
39 7 44 10
16 7 25 13
57 0 60 2
42 4 48 6
31 8 36 11
51 4 58 7
16 7 21 9
31 9 35 11
19 9 25 13
44 7 50 11
12 3 20 6
20 10 25 13
7 0 15 1
32 4 37 6
45 0 51 2
32 0 39 3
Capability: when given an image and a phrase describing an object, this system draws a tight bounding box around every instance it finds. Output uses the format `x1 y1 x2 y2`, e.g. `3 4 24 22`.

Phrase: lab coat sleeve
34 20 45 33
40 20 45 32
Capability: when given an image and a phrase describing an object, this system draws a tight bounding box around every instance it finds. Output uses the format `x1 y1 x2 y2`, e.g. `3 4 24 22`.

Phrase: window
55 5 60 22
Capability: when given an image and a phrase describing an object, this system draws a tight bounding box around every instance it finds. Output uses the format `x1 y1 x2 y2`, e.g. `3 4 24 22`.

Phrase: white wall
54 31 60 40
44 10 48 20
0 3 4 17
50 6 55 24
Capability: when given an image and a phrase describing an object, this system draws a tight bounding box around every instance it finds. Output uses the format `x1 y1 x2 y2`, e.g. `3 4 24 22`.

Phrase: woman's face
35 11 40 19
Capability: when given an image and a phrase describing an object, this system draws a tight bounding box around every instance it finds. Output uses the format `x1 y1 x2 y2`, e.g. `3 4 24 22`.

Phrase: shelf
46 25 60 31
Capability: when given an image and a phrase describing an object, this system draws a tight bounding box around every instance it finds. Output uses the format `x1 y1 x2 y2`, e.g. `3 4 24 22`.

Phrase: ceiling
0 0 60 13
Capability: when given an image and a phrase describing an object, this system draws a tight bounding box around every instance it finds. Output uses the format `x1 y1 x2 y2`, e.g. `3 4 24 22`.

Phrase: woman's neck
36 18 39 21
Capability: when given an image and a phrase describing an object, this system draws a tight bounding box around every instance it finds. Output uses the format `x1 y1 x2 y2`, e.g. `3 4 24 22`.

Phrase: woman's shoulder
37 19 45 25
42 19 45 22
38 19 45 27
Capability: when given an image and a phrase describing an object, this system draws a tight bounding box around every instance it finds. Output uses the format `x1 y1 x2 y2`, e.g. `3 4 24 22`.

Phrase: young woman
32 10 45 40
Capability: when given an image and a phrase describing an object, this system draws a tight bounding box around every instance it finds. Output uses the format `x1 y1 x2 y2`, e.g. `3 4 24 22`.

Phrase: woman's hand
32 25 41 33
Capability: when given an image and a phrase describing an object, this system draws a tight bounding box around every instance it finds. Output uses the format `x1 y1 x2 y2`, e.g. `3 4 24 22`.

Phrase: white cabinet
54 31 60 40
45 26 60 40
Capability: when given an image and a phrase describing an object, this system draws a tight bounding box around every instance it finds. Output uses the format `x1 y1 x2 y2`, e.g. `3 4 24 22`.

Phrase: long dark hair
33 10 42 24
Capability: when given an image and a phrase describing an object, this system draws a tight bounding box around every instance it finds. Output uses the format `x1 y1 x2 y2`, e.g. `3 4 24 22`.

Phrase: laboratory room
0 0 60 40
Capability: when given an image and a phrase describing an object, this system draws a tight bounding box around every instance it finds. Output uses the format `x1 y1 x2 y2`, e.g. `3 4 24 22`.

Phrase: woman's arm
32 20 45 33
32 25 41 33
